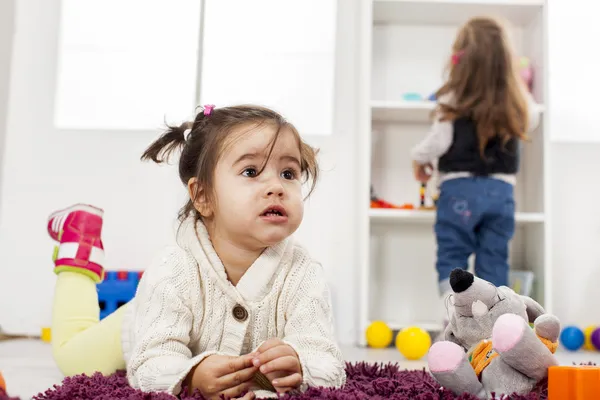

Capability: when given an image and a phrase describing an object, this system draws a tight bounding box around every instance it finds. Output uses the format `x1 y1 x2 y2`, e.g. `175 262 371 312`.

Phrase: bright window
199 0 337 136
54 0 201 130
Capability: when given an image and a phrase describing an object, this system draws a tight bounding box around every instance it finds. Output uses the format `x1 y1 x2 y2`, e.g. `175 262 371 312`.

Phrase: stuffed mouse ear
520 295 545 323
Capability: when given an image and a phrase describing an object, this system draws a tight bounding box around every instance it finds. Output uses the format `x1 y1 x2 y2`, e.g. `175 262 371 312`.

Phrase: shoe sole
48 203 104 239
48 203 104 220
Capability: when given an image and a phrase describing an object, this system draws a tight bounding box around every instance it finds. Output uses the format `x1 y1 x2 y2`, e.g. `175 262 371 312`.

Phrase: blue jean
434 177 515 293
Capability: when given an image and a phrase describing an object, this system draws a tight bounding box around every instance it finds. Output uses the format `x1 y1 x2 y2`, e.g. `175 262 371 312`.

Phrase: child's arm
271 261 346 390
125 247 254 396
410 116 453 166
524 90 541 133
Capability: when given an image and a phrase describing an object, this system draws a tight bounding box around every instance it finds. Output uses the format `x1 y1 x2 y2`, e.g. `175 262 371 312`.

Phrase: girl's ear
188 177 212 217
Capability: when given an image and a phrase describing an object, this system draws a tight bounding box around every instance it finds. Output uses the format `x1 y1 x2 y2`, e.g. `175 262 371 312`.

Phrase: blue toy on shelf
97 270 143 319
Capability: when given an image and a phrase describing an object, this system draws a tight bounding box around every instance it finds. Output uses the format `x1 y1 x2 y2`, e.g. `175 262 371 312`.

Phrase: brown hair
435 16 529 156
141 105 319 222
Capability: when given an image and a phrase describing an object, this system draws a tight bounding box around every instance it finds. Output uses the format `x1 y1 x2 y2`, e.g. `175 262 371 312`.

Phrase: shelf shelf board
371 100 545 123
369 208 545 224
373 0 544 27
371 100 435 123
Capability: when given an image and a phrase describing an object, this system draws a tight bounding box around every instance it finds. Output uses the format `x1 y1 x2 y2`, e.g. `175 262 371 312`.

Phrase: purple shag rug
0 362 549 400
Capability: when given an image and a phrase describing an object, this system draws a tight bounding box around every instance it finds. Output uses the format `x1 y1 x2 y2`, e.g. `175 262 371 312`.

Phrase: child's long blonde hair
435 17 529 157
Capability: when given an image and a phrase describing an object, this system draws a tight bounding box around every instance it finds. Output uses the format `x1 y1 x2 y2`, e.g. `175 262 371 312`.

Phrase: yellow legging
52 271 127 376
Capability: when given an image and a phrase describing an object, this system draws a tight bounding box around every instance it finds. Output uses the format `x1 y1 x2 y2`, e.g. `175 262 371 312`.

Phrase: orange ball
0 371 5 392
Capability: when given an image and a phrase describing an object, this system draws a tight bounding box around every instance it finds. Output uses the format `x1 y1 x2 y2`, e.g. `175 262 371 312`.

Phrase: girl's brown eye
242 168 257 177
281 170 296 180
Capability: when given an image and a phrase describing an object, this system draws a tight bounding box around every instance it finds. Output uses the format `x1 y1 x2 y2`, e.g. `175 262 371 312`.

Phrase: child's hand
252 338 303 393
186 354 257 400
413 161 433 183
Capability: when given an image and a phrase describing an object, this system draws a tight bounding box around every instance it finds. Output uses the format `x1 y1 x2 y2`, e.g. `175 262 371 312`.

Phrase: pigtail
140 121 192 163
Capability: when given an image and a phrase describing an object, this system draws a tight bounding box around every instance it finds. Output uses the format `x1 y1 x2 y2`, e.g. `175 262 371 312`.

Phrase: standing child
48 105 346 399
410 17 541 314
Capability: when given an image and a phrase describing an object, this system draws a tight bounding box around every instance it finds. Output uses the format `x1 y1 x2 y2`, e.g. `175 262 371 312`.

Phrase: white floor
1 339 599 399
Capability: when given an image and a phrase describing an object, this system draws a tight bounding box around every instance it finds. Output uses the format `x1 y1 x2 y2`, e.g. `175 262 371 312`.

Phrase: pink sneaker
47 204 105 283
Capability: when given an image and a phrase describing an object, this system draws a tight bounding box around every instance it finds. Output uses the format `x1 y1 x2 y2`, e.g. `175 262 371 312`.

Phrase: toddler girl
410 17 541 311
48 105 346 399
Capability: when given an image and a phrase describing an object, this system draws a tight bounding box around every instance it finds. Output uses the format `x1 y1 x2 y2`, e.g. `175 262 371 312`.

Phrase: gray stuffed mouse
428 268 560 399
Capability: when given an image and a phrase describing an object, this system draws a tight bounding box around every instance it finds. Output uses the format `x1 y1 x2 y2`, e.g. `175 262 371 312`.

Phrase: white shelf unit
357 0 550 345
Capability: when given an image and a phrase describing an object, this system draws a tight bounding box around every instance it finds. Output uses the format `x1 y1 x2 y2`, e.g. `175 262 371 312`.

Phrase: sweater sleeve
410 117 454 164
281 261 346 390
125 247 215 395
410 93 454 164
525 90 541 133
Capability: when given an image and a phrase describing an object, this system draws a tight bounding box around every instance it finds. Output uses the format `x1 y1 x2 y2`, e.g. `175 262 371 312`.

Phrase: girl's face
203 123 304 250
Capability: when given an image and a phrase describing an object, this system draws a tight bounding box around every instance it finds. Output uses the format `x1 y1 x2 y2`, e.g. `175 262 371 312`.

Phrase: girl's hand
413 161 433 183
252 338 303 393
185 354 257 400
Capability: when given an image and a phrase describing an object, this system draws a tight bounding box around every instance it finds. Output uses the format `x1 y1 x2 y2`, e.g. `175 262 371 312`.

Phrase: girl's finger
256 338 284 353
272 372 303 389
215 354 255 376
259 355 300 374
217 365 258 389
254 344 294 366
219 382 253 400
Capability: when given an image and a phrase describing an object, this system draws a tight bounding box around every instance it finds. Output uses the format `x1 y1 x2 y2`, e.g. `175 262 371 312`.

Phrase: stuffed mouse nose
450 268 474 293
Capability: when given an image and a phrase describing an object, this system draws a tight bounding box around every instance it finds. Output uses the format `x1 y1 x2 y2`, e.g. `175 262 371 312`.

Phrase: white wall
0 0 186 335
547 1 600 326
0 0 362 345
550 144 600 326
0 0 15 202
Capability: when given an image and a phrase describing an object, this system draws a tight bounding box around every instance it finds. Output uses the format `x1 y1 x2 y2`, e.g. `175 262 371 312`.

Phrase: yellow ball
396 326 431 360
366 321 393 348
584 325 597 350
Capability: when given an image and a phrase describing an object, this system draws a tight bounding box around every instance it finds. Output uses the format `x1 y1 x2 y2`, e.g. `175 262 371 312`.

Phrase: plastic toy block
97 270 142 320
548 365 600 400
40 327 51 343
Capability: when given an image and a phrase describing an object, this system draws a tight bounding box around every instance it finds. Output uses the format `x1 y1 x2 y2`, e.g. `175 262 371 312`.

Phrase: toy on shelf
419 182 438 210
395 326 431 360
40 327 51 343
97 270 144 320
509 270 534 297
402 92 423 101
519 57 533 92
370 185 414 209
548 365 600 399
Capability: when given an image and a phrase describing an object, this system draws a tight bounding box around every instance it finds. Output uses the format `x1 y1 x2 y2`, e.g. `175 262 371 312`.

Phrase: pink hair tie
203 104 215 116
451 50 465 65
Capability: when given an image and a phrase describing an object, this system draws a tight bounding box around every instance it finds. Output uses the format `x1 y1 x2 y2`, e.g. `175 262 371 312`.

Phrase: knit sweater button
232 304 248 322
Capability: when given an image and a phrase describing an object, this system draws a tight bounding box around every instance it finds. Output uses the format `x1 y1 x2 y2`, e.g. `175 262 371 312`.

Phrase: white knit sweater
120 217 346 397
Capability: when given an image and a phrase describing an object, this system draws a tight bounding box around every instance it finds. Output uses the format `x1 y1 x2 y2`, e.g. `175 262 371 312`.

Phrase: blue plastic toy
97 270 143 319
560 326 585 351
402 92 423 101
